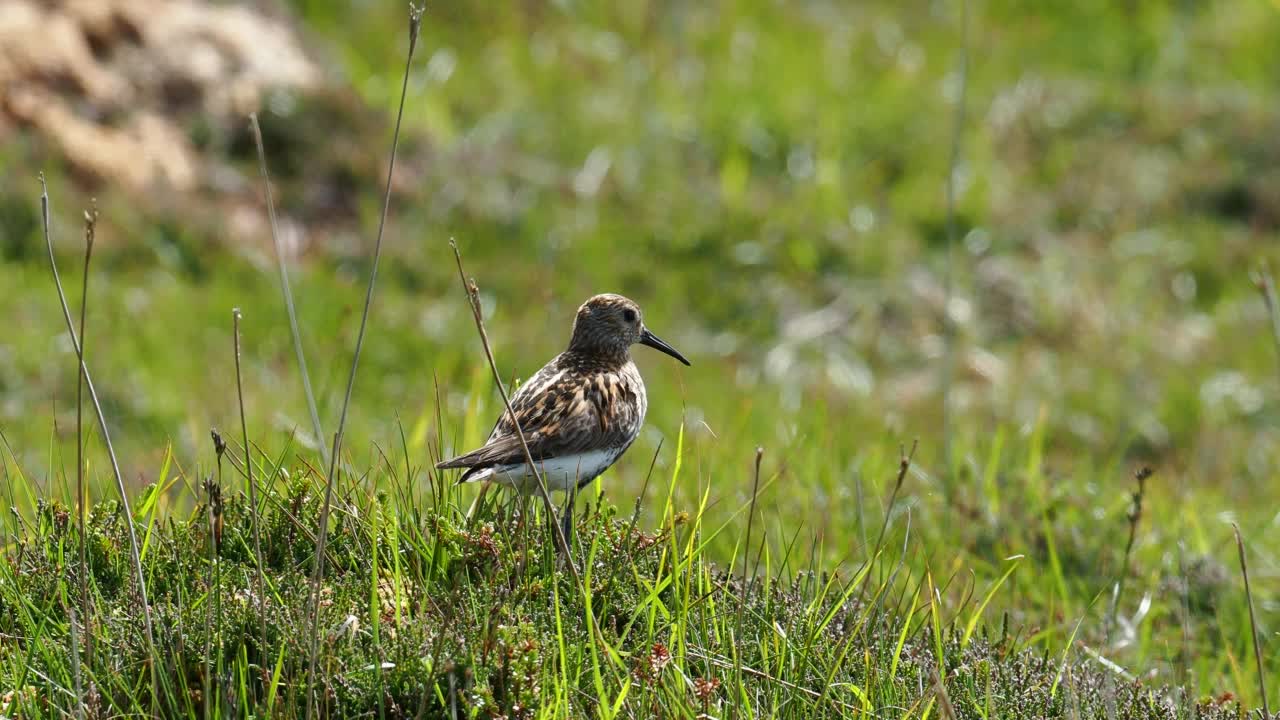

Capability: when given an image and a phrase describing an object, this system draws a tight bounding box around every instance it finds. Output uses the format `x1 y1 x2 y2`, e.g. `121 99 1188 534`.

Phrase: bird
436 293 689 505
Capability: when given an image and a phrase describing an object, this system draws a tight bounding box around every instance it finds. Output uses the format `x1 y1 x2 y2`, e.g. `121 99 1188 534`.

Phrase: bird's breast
608 363 646 441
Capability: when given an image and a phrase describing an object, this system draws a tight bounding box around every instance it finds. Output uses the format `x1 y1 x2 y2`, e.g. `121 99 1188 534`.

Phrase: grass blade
962 556 1021 648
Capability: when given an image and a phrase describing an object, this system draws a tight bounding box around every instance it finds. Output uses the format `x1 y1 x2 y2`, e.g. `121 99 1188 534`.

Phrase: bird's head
568 294 690 366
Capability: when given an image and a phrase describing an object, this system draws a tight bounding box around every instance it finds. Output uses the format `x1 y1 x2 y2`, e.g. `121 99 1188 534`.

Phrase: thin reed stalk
39 175 158 706
233 308 269 674
1233 524 1271 717
1101 466 1151 720
249 113 327 464
741 447 764 596
1255 265 1280 368
853 441 917 614
68 602 85 720
873 441 918 558
75 202 95 667
1104 467 1151 645
203 468 224 720
447 241 579 578
940 0 970 481
305 7 423 717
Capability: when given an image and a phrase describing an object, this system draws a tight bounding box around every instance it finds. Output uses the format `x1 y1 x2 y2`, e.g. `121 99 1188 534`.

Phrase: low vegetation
0 442 1268 717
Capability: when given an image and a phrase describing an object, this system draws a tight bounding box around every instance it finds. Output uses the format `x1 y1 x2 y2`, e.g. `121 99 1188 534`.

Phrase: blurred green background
3 0 1279 703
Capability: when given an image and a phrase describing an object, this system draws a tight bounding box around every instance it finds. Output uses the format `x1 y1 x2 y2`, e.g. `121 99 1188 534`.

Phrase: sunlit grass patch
0 443 1268 718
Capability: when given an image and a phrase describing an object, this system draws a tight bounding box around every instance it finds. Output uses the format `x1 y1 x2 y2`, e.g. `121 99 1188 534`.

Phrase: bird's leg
559 482 578 551
511 493 531 580
541 492 576 572
517 494 529 533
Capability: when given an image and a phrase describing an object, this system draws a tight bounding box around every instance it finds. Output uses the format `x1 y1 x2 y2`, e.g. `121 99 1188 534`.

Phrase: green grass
0 439 1266 717
2 0 1280 716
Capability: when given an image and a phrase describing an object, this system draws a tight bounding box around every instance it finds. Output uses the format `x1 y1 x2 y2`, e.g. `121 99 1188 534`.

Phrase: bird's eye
622 309 637 323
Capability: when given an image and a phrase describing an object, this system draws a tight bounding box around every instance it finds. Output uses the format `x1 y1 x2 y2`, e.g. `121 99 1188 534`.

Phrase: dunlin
437 294 689 507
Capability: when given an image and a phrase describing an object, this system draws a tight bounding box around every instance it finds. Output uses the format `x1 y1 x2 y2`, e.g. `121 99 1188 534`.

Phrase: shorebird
437 293 689 536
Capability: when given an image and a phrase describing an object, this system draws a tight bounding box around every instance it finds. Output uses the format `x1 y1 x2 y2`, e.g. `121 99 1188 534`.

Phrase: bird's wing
436 357 611 471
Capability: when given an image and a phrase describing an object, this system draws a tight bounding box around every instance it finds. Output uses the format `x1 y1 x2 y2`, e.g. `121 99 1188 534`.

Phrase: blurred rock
0 0 319 193
9 88 198 191
0 0 404 261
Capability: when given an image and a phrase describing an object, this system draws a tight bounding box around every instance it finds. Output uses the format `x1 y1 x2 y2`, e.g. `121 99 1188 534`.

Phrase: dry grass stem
305 7 423 716
249 112 327 464
233 308 269 674
940 0 970 477
75 201 96 667
1233 524 1270 717
39 174 158 704
448 239 580 578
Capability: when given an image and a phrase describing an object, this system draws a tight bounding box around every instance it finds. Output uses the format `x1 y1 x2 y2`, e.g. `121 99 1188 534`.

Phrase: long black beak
639 328 691 366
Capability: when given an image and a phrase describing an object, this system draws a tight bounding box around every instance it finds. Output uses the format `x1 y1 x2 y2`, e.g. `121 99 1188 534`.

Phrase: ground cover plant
1 0 1278 717
0 448 1271 717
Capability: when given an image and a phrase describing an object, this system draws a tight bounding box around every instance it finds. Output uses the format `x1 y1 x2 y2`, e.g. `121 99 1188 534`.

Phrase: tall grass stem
448 240 580 578
940 0 971 481
68 603 85 720
249 113 327 464
741 447 764 596
1233 524 1270 716
304 7 423 716
1252 264 1280 388
75 202 96 667
39 175 158 707
233 308 270 678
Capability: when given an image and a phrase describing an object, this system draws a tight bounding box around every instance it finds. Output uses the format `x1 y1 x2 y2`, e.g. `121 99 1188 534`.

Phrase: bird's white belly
476 449 621 494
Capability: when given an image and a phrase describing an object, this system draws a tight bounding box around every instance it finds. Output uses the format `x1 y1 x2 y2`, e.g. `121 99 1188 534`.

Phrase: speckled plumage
437 294 689 493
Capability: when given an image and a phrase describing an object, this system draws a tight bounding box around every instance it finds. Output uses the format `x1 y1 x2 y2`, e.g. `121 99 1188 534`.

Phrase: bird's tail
436 454 492 485
454 467 494 484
